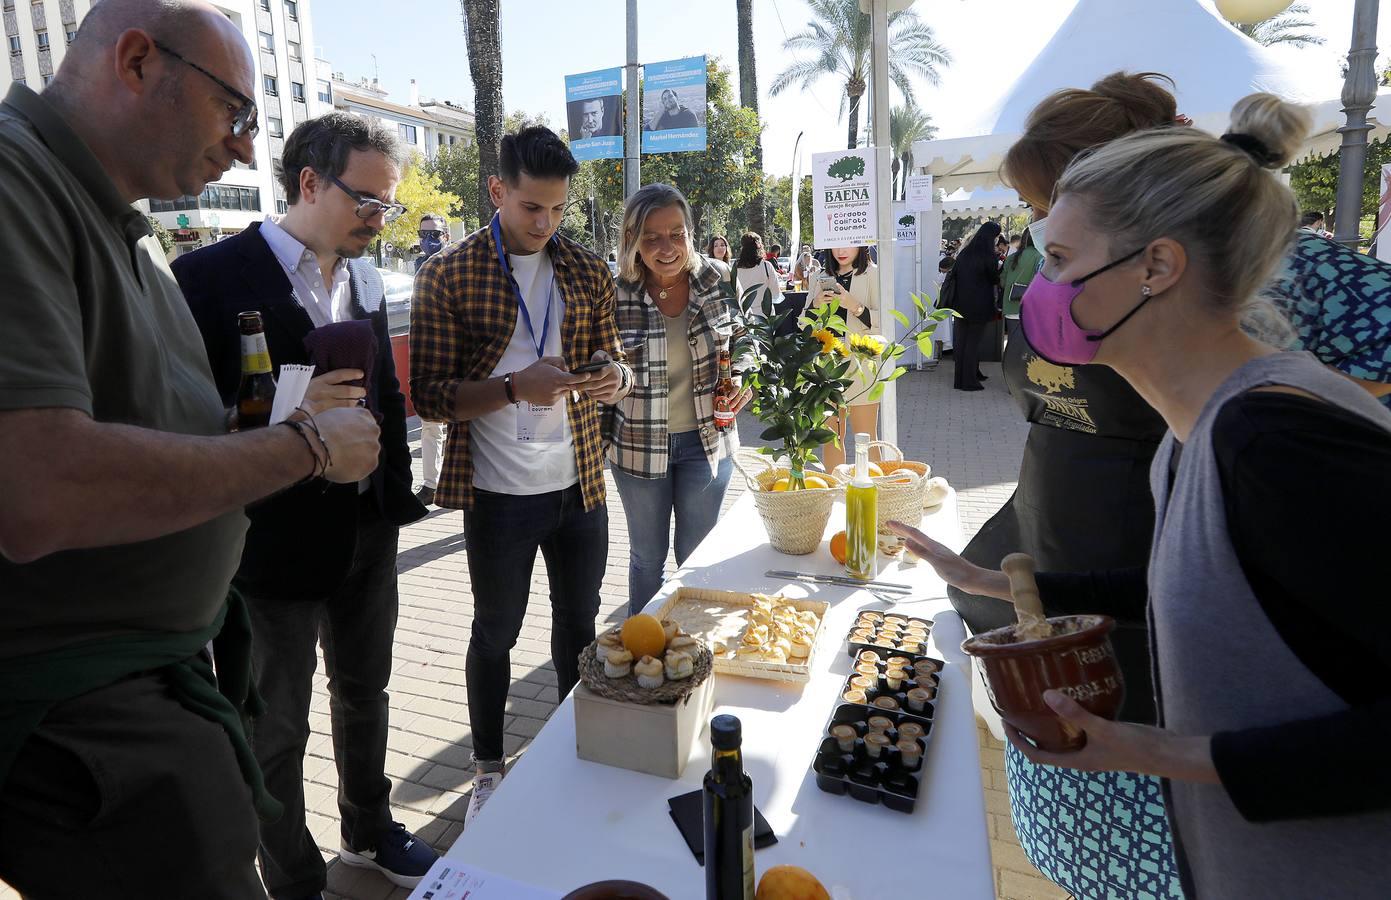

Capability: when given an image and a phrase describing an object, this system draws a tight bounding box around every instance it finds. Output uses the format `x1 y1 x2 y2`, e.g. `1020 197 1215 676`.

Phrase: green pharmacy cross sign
176 214 190 228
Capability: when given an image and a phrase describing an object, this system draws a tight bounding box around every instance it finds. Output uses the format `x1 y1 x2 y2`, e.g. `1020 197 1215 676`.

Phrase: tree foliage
146 215 174 257
1289 140 1391 240
1230 2 1324 49
421 141 481 233
770 0 950 149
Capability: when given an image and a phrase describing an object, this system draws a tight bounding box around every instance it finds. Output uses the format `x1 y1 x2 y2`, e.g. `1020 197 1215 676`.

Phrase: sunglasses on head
153 41 259 139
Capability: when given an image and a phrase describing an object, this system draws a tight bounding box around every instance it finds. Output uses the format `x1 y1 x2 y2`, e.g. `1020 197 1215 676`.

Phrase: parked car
379 268 414 336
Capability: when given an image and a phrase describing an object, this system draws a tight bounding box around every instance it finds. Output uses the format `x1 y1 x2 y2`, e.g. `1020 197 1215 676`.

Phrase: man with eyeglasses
0 2 383 898
173 112 436 898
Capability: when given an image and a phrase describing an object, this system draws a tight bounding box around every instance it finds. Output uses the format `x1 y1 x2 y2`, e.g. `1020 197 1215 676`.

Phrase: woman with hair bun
947 72 1185 899
899 93 1391 899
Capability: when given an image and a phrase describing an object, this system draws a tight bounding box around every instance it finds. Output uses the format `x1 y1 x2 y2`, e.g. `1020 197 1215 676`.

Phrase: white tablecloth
423 490 993 899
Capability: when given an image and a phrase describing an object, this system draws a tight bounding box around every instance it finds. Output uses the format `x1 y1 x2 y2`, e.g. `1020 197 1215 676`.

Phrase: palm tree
737 0 766 236
461 0 503 227
890 102 935 201
1231 2 1325 49
770 0 950 150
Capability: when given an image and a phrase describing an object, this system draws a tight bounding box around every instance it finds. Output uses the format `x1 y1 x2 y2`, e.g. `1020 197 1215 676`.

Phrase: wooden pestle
1001 553 1052 640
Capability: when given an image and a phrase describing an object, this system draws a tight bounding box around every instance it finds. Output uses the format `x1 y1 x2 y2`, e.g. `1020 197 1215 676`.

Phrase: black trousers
0 674 265 899
244 501 401 899
954 319 988 389
463 484 607 765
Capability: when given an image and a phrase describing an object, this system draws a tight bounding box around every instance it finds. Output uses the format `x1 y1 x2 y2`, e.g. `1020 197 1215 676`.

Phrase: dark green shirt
0 84 248 657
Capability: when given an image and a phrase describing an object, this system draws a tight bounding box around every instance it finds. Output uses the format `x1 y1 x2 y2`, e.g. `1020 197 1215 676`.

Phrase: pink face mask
1019 247 1149 366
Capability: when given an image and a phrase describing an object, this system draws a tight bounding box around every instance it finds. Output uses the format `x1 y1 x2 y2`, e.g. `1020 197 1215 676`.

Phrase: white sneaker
465 771 502 828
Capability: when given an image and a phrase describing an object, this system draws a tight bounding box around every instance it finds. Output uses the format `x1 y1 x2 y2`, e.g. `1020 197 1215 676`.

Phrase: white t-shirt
736 259 783 310
469 250 581 495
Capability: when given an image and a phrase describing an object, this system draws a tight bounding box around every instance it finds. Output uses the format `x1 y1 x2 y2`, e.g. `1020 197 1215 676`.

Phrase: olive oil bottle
845 432 877 581
703 715 754 899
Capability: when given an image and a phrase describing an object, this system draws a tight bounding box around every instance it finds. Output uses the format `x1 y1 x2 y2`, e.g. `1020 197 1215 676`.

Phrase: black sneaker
338 822 438 889
415 485 435 506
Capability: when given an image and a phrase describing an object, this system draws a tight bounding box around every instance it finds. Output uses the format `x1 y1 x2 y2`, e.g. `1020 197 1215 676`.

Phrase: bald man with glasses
0 1 382 897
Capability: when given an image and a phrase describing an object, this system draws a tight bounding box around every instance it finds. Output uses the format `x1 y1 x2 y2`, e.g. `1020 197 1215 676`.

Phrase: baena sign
812 148 877 249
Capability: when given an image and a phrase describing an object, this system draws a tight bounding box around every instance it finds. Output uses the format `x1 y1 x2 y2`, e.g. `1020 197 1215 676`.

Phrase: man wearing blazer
174 112 434 899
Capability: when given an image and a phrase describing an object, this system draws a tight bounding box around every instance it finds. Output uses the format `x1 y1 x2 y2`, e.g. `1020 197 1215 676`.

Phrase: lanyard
492 215 557 359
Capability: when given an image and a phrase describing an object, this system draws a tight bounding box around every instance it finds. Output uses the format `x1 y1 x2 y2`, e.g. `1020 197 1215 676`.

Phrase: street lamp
1333 0 1380 247
1213 0 1293 25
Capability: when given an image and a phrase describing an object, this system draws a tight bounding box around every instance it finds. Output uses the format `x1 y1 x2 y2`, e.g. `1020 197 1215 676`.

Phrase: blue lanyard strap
491 214 556 359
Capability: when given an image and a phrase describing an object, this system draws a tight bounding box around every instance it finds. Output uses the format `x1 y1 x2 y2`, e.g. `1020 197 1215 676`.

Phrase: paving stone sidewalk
1 359 1061 900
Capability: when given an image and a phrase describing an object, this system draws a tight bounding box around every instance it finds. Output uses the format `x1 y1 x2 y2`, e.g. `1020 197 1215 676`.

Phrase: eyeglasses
153 41 259 139
328 174 408 223
419 229 444 240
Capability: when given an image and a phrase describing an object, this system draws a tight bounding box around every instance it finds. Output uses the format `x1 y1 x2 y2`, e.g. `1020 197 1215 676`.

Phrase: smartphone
570 360 611 375
815 275 841 295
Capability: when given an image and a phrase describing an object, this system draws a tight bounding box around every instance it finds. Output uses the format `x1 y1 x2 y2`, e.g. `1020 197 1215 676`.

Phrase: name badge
516 401 565 443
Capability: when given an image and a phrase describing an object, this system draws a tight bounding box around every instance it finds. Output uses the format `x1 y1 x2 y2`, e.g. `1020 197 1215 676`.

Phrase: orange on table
620 614 667 659
828 530 848 565
756 865 831 900
867 462 884 477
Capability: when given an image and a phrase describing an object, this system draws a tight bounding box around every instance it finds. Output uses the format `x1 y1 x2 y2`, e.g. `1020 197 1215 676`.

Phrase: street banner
565 67 624 162
812 147 878 248
896 210 917 246
905 173 934 211
641 56 707 154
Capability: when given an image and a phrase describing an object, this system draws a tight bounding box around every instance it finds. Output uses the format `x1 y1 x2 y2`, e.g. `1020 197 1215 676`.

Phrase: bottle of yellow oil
845 432 878 581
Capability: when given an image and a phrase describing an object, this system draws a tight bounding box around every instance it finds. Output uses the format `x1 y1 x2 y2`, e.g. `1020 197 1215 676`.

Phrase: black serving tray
811 703 934 813
839 650 942 717
845 612 935 659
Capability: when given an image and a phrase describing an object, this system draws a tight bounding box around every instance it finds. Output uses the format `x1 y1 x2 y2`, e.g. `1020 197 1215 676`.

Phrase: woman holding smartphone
813 245 880 468
606 185 750 615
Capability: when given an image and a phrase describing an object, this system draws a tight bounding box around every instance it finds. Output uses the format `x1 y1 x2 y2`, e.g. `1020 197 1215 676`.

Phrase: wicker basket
578 636 714 705
832 441 929 524
733 450 841 556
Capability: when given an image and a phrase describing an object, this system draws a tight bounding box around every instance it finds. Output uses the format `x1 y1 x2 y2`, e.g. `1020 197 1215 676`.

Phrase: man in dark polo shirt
0 1 381 896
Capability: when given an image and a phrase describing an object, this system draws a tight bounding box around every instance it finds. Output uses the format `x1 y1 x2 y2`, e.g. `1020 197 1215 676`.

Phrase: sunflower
848 333 886 358
811 328 848 357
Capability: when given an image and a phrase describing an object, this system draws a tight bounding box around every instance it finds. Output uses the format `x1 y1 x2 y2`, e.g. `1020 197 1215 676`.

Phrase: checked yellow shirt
409 220 628 511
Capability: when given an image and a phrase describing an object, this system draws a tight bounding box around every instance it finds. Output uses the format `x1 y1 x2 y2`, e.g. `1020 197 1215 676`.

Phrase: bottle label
241 332 272 374
741 824 755 898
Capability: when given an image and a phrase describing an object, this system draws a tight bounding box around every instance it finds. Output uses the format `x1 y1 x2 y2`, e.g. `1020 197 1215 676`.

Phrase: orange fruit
828 530 848 565
620 614 667 659
756 865 831 900
770 478 791 492
802 474 830 489
867 462 884 477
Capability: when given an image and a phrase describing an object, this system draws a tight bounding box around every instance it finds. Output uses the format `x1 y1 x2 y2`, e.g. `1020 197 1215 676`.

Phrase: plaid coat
409 217 628 511
606 257 741 478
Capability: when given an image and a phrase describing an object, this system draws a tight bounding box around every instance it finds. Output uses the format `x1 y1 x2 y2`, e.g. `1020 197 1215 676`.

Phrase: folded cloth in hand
304 320 378 415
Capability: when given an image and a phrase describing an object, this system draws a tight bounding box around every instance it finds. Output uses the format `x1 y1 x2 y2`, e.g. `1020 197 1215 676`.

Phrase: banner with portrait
565 67 624 162
641 56 707 154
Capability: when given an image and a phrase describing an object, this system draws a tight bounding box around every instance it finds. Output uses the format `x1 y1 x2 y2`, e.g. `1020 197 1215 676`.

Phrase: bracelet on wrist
281 420 322 483
294 407 333 477
503 372 518 404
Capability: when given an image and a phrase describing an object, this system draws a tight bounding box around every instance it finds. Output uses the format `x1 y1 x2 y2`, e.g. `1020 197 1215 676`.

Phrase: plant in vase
731 286 956 491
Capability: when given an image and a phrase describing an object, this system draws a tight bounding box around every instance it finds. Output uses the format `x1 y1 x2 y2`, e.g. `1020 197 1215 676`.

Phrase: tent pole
869 0 897 448
1333 0 1379 247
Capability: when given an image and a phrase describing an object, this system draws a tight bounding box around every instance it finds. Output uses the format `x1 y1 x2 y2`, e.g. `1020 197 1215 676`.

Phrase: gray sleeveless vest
1148 351 1391 898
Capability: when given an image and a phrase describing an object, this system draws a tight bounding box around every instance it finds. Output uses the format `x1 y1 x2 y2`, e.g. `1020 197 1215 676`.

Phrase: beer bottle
234 311 276 430
713 345 737 431
703 714 755 899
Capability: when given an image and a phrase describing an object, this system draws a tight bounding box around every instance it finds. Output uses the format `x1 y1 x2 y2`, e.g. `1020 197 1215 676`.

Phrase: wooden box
573 671 716 779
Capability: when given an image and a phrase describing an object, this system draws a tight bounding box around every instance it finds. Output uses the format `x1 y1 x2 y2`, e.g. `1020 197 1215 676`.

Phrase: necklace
654 274 685 301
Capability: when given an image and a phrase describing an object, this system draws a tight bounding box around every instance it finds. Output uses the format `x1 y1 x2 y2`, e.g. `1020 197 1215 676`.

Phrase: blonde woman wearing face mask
607 185 750 615
813 244 879 469
895 94 1391 899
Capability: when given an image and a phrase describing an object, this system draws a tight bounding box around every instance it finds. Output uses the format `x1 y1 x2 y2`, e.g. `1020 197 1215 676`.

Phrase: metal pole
624 0 641 200
870 0 898 447
1333 0 1379 247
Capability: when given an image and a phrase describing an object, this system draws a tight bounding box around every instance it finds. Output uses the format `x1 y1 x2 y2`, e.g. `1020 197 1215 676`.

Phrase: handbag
937 268 957 310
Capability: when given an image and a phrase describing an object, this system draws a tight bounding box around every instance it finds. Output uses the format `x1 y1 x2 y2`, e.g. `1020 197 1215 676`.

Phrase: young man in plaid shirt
409 126 632 822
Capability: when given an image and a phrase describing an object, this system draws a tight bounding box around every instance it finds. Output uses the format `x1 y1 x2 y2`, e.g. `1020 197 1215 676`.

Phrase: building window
7 35 19 55
259 0 269 9
398 124 417 144
263 75 277 96
65 29 76 44
268 116 283 137
317 80 331 104
41 73 53 86
285 0 297 19
287 41 299 59
276 199 288 214
291 81 304 102
148 185 262 214
258 31 274 51
35 30 48 48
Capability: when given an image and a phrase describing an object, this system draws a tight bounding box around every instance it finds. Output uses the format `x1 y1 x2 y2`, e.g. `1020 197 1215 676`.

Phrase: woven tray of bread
654 588 830 683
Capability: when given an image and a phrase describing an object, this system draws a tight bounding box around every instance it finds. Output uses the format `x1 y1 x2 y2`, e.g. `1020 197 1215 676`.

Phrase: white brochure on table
408 859 559 900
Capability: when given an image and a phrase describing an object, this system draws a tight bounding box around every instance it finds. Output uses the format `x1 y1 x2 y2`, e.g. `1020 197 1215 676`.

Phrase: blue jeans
612 430 734 616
